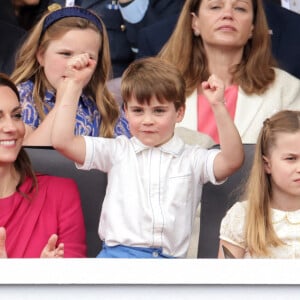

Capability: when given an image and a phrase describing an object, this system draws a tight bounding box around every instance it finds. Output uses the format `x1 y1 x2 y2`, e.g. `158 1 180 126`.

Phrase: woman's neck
0 165 19 198
204 46 244 88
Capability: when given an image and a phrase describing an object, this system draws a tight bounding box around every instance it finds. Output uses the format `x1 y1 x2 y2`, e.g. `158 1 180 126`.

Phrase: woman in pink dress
0 73 87 258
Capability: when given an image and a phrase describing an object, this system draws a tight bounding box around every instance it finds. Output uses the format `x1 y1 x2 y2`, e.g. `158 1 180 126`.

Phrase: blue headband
42 6 103 34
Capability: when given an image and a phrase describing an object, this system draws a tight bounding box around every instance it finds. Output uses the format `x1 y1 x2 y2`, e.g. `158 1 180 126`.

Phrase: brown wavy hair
11 7 119 137
159 0 276 96
0 73 37 196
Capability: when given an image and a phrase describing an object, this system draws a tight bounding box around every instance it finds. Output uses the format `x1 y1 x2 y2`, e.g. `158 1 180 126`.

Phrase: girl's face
125 97 185 147
192 0 254 50
37 28 101 91
0 86 25 165
264 131 300 207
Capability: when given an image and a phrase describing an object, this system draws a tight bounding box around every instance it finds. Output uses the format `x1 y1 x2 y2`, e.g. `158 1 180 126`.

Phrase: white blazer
176 68 300 144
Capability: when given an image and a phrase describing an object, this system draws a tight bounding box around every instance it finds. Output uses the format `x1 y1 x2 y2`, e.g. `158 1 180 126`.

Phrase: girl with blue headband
11 5 130 145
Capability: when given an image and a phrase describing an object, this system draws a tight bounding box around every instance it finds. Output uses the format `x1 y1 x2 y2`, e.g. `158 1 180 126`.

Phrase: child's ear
263 155 271 174
36 48 44 66
124 103 128 118
176 106 185 123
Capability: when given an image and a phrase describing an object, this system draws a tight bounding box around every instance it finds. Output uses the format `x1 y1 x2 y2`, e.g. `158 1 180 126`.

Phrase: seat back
24 146 107 258
197 144 255 258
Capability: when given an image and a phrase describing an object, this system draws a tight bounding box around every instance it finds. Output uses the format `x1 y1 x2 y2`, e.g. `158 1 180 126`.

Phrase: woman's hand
0 227 7 258
40 234 64 258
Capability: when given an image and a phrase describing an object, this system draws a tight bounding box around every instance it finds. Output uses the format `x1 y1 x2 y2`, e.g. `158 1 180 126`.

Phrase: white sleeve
219 202 247 249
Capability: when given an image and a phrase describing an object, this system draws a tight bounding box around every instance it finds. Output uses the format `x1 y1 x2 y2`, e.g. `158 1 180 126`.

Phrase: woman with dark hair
159 0 300 145
0 73 86 258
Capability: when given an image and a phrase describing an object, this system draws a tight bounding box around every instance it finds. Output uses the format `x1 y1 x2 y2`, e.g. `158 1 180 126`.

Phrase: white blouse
220 201 300 258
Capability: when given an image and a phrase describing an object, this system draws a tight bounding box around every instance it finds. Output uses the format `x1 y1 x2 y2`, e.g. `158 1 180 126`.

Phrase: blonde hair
244 110 300 256
11 8 119 137
159 0 276 96
121 57 186 111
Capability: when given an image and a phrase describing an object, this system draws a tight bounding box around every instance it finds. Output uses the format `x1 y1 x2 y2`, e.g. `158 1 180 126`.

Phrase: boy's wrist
211 99 227 106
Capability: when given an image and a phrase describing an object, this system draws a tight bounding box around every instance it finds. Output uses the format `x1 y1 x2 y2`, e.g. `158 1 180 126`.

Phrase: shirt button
152 251 159 258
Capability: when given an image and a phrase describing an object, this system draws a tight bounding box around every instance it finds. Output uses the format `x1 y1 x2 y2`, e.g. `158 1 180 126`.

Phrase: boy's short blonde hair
121 57 186 111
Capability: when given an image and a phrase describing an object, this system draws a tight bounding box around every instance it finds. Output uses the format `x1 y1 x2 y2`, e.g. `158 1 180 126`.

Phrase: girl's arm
218 239 245 259
202 75 244 182
51 53 96 165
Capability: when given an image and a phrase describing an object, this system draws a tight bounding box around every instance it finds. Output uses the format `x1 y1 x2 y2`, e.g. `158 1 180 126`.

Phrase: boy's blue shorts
97 243 174 258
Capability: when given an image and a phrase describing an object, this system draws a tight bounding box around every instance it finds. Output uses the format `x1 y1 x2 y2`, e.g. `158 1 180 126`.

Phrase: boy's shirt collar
130 134 185 156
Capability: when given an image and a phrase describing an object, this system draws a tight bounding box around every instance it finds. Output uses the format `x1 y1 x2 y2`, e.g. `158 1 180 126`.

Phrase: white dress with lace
220 201 300 258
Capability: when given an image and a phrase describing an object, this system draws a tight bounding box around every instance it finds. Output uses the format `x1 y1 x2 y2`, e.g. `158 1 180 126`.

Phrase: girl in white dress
219 110 300 258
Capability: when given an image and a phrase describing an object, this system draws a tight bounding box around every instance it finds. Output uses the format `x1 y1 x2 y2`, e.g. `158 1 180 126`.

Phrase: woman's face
0 86 25 165
192 0 254 50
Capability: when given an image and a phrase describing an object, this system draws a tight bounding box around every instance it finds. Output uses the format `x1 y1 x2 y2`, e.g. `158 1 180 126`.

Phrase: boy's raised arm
51 54 95 165
202 75 244 181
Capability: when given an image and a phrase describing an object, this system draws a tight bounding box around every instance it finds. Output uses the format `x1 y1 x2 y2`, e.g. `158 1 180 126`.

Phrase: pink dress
0 174 87 258
197 85 238 144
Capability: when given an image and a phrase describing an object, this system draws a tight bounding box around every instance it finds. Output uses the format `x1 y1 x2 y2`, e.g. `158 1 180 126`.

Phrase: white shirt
77 134 221 257
220 201 300 258
281 0 300 14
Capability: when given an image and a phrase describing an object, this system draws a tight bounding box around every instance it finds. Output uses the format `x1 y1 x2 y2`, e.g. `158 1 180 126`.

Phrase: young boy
52 55 244 258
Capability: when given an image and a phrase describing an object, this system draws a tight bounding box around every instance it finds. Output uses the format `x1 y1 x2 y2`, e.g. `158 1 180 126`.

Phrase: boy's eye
132 108 143 113
285 156 296 161
154 108 166 114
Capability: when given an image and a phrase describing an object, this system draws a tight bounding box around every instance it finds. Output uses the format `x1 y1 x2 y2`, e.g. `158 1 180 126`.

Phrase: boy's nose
142 113 154 125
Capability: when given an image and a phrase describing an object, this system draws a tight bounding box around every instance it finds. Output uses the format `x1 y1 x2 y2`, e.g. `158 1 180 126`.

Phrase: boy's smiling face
125 96 185 147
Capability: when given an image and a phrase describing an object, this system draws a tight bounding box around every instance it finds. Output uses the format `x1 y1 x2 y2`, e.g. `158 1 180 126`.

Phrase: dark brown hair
0 73 37 196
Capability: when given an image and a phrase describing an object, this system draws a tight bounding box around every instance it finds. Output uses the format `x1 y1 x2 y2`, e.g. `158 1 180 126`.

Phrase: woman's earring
194 30 200 37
